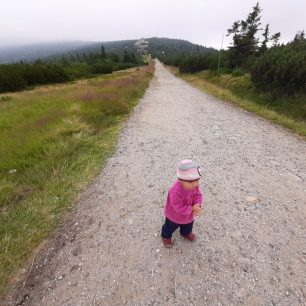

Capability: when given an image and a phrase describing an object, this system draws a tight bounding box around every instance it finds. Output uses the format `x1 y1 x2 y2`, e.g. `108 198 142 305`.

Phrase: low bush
250 40 306 94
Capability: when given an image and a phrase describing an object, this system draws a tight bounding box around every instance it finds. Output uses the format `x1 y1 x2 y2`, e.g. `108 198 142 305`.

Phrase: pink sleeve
170 190 192 216
193 187 203 205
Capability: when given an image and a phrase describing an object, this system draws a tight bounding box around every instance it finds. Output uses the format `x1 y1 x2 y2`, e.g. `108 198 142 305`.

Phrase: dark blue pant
161 217 194 239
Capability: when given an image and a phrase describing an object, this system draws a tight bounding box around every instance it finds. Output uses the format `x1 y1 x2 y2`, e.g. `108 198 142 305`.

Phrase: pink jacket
164 180 203 224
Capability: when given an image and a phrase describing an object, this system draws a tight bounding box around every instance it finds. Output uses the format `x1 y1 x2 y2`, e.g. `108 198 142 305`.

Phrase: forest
0 46 140 93
0 37 214 94
159 2 306 95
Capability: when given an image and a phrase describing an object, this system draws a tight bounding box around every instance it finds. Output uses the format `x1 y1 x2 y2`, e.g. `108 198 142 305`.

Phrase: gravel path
6 60 306 306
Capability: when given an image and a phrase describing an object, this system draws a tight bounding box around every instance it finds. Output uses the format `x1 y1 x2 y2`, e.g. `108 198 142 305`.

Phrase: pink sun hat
176 159 202 181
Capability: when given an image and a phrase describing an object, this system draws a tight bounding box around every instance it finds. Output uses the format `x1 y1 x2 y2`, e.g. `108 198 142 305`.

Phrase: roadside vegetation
173 68 306 136
159 2 305 136
0 62 154 295
0 45 142 93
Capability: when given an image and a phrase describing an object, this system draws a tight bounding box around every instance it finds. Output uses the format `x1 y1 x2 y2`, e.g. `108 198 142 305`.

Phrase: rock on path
6 60 306 306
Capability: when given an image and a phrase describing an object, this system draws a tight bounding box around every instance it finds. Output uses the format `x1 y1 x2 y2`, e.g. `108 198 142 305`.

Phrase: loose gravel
5 60 306 306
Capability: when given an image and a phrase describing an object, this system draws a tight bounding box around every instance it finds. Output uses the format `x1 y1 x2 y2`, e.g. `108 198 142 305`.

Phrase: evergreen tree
293 30 305 43
130 52 137 64
270 32 281 47
251 36 306 94
109 53 120 63
123 49 132 63
101 44 106 59
227 2 262 67
260 24 270 54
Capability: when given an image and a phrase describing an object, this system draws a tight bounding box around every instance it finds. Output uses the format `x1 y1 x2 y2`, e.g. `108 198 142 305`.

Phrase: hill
0 42 92 64
50 38 217 60
0 38 217 64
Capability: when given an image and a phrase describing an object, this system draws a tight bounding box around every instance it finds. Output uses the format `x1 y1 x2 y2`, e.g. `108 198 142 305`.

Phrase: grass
168 66 306 137
0 63 154 295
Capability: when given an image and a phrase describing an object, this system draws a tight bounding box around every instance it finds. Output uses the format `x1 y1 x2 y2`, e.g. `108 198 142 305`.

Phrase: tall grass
0 63 154 295
169 66 306 137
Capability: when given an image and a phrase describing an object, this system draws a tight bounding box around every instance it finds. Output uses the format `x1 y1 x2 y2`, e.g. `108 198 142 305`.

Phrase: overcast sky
1 0 305 49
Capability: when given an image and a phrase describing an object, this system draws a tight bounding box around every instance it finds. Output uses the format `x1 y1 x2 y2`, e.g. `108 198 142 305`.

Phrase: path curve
7 60 306 306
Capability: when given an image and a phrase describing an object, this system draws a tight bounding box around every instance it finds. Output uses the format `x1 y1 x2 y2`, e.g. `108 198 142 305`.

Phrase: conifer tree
227 2 262 67
123 49 131 63
130 52 137 63
260 24 270 54
270 32 281 47
293 30 305 43
101 44 106 59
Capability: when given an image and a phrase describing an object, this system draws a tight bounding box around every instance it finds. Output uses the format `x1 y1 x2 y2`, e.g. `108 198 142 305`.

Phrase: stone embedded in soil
244 195 260 203
72 246 82 256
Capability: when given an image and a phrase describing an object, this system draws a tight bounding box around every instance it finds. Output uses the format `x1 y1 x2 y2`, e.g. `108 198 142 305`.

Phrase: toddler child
161 159 203 248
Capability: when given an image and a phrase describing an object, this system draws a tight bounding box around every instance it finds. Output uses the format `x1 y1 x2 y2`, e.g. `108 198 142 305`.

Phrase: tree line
159 2 306 95
0 46 141 93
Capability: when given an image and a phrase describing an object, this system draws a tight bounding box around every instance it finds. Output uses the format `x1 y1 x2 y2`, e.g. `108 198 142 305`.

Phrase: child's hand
192 204 202 216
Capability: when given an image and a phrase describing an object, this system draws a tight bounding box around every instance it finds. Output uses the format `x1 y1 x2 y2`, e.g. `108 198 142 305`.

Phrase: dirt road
6 60 306 305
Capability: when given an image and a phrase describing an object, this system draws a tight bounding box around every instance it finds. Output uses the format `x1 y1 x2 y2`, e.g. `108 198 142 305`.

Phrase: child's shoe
182 233 196 241
162 237 173 248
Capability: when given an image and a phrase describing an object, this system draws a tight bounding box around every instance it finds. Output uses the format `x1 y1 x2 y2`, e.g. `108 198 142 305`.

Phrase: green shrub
231 68 245 77
64 63 92 79
115 63 134 70
92 61 113 74
251 40 306 94
0 65 27 92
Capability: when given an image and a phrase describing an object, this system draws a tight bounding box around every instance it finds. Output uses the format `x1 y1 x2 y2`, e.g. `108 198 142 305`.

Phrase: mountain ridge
0 38 217 64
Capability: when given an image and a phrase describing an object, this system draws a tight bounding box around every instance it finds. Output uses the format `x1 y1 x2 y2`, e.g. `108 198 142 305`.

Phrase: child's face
180 179 200 190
